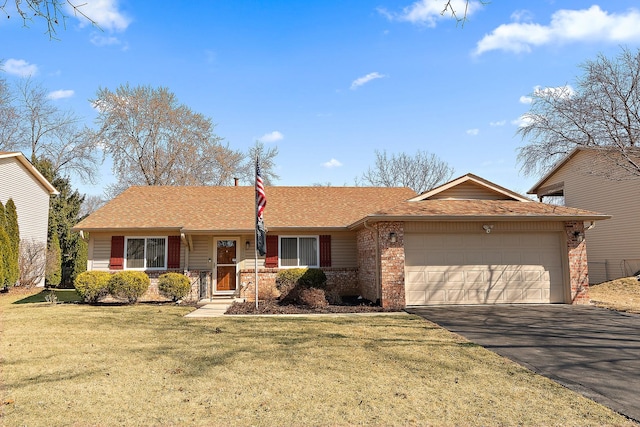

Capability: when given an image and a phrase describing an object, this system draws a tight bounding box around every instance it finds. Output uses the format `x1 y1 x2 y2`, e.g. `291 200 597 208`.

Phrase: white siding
0 157 52 286
0 157 51 246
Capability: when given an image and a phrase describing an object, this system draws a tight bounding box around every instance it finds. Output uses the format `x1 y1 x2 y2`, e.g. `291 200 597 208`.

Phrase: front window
125 237 166 269
280 236 318 268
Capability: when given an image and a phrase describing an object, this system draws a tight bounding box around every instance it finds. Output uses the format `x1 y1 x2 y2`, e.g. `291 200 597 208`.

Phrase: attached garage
354 173 611 308
404 231 565 305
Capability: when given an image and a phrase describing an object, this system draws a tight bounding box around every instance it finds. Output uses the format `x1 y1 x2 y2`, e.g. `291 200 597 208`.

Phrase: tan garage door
405 233 565 305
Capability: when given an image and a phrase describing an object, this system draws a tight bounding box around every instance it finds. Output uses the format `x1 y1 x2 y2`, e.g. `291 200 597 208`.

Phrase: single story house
73 173 608 308
529 147 640 283
0 152 59 286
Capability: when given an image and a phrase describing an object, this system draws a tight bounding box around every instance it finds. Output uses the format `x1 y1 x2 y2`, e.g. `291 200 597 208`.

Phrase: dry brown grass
590 277 640 314
0 289 634 427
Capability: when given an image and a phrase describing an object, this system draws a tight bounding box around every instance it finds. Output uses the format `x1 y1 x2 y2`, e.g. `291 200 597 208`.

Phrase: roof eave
349 213 612 229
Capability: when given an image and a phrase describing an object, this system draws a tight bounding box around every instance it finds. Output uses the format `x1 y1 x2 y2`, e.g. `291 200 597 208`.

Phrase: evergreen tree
33 157 86 287
46 216 62 287
5 199 20 286
0 201 7 287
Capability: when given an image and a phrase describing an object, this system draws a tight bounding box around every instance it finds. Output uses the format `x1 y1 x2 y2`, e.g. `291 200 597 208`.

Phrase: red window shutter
167 236 181 269
320 235 331 267
110 236 124 270
265 235 278 268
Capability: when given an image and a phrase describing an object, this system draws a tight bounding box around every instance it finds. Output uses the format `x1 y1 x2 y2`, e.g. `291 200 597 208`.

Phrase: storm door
215 239 237 293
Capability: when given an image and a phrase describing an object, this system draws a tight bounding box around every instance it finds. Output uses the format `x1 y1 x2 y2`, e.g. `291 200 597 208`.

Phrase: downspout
363 220 381 303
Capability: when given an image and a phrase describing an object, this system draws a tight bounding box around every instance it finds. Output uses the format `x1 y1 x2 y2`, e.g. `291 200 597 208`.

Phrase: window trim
278 235 319 268
124 236 168 270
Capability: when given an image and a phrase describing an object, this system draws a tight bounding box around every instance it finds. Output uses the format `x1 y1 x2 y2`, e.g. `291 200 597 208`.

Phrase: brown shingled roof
351 199 610 226
73 185 418 232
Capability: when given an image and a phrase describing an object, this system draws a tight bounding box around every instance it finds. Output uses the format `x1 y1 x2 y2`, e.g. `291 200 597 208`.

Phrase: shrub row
74 271 191 304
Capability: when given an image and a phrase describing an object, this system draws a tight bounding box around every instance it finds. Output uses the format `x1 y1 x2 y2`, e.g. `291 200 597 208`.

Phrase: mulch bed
226 296 400 315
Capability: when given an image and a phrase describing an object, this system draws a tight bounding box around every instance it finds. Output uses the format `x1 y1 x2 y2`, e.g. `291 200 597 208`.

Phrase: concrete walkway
407 304 640 422
184 298 237 317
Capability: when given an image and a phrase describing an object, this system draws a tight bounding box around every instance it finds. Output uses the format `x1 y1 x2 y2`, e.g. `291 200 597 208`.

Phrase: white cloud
512 116 533 128
47 89 75 100
475 5 640 55
322 158 343 168
379 0 482 27
466 128 480 136
3 59 38 77
70 0 131 32
350 72 386 90
489 120 506 127
90 35 122 47
519 95 533 104
258 131 284 143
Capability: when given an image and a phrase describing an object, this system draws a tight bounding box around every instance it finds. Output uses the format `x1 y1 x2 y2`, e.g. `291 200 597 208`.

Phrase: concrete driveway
406 305 640 422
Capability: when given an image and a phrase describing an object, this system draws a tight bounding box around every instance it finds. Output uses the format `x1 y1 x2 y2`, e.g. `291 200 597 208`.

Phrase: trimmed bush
158 272 191 302
299 287 328 309
276 268 328 303
275 268 307 301
74 271 111 303
300 268 327 289
108 271 150 304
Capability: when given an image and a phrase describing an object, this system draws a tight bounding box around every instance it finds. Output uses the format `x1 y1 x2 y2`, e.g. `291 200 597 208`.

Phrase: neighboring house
529 147 640 284
0 152 59 286
72 173 608 308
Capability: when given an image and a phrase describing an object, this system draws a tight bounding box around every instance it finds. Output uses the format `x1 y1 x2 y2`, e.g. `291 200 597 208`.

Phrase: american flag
256 158 266 219
255 157 267 256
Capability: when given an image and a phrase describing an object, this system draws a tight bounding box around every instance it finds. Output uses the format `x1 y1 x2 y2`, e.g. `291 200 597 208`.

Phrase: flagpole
254 155 267 310
254 161 259 310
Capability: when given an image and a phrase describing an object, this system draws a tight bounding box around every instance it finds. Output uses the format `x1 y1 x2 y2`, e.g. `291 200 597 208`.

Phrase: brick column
378 222 405 309
356 226 378 303
565 221 590 304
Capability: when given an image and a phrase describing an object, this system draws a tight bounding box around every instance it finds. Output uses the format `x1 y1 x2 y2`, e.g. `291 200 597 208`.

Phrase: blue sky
4 0 640 197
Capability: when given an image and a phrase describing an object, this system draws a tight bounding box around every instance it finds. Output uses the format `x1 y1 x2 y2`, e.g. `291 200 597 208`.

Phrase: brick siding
565 221 590 304
356 221 405 310
238 268 359 302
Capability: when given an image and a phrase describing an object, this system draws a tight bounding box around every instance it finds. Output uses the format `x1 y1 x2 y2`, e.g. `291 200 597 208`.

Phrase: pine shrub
108 271 150 303
74 271 111 303
158 272 191 302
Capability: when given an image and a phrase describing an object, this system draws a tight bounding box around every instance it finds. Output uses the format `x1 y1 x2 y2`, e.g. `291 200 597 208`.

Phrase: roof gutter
350 214 611 228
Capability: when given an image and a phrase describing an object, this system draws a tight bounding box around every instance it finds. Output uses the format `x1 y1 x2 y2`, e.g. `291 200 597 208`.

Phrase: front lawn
590 276 640 313
0 290 633 426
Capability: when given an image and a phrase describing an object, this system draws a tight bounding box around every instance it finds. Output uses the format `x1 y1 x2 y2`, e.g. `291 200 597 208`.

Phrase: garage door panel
405 233 564 305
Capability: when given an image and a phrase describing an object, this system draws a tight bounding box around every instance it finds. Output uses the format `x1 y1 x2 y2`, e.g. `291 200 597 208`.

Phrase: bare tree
18 239 47 287
90 84 245 196
239 141 279 185
1 0 97 39
0 74 19 150
441 0 483 27
10 78 100 183
518 47 640 179
78 194 106 218
358 149 454 194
